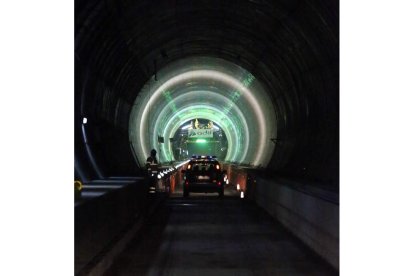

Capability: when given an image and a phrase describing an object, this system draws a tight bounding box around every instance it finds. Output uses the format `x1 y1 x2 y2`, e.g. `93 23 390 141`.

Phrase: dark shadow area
105 196 337 275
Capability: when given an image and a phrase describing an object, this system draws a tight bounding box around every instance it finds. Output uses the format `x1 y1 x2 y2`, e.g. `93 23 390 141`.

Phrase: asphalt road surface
105 188 337 276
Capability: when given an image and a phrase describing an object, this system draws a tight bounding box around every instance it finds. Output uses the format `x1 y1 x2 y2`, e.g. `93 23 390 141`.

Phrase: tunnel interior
75 0 339 190
171 118 229 160
129 56 276 166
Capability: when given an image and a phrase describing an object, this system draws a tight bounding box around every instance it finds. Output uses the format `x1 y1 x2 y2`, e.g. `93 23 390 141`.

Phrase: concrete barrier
253 177 339 270
75 178 150 275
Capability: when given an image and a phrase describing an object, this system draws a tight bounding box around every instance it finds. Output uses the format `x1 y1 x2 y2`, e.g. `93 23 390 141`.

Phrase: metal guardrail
147 160 190 194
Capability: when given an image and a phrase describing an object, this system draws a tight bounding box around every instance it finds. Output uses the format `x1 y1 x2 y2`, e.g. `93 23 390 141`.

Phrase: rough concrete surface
105 188 337 276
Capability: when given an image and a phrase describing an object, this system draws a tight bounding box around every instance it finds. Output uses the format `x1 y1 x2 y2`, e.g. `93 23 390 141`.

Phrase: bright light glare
240 191 244 199
82 117 87 124
129 57 277 167
237 184 240 191
195 139 207 143
181 124 192 130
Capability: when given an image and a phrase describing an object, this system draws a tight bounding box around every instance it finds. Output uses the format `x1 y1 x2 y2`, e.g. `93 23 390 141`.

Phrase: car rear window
190 161 218 172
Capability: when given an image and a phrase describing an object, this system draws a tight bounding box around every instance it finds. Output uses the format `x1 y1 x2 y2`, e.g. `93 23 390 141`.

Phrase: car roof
191 159 218 163
190 155 219 163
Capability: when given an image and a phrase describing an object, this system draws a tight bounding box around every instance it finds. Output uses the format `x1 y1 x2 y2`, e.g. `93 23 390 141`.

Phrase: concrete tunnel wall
75 179 151 274
253 177 339 269
75 0 339 190
225 164 339 269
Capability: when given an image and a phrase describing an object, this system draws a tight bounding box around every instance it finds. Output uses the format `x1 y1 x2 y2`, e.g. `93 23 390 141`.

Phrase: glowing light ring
138 70 267 164
162 109 235 161
153 92 249 162
159 104 249 162
130 57 278 168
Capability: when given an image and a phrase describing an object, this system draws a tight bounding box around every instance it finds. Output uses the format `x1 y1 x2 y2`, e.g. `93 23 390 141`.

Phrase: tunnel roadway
104 186 337 276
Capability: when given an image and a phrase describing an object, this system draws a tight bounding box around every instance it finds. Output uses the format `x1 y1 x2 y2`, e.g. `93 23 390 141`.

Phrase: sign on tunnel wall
188 128 214 138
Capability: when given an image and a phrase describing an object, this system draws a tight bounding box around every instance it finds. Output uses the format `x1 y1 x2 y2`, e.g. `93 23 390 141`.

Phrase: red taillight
185 181 189 186
217 181 221 186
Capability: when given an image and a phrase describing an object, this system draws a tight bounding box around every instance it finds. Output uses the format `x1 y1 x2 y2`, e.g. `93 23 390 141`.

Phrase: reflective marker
75 180 83 191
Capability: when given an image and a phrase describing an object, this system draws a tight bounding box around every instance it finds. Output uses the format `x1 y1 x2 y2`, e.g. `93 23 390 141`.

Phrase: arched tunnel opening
171 118 229 160
129 57 276 166
75 0 339 274
75 0 339 190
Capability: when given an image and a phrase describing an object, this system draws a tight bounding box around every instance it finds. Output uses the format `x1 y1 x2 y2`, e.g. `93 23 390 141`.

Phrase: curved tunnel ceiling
129 57 277 166
75 0 339 187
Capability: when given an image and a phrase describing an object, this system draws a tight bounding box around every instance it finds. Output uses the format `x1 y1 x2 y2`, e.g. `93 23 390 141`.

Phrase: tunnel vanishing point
75 0 339 274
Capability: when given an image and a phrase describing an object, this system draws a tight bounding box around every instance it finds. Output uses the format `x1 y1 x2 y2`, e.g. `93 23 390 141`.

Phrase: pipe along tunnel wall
75 167 178 275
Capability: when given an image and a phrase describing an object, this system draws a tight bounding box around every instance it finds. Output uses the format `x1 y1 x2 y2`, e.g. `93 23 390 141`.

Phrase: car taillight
185 180 189 186
217 181 221 186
